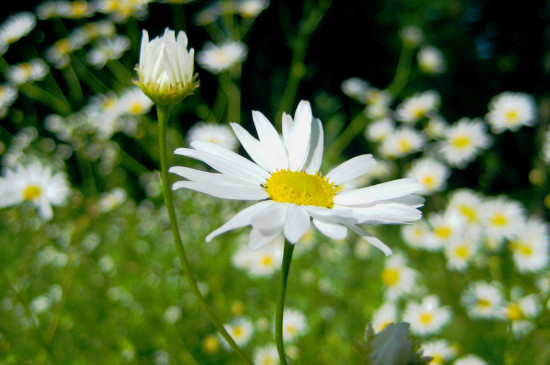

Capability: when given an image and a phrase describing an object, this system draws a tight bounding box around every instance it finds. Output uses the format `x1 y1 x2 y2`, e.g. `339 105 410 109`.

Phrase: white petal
283 204 311 243
304 205 358 225
230 123 272 171
248 227 281 250
304 118 324 174
287 101 312 171
172 181 268 200
350 203 422 224
251 111 289 169
334 178 424 206
313 218 348 240
250 202 288 236
326 154 376 185
169 166 258 187
347 224 392 256
206 201 274 241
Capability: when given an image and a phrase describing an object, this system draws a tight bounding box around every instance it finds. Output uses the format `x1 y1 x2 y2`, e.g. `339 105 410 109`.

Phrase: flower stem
276 239 296 365
156 104 253 365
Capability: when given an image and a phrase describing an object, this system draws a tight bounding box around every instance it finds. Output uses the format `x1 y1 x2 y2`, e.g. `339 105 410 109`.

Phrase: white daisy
0 84 18 117
543 129 550 164
485 92 537 133
424 116 448 139
439 118 491 168
238 0 270 18
461 281 505 319
117 87 154 116
403 295 452 336
509 217 549 273
379 127 425 158
365 118 395 142
454 354 487 365
482 196 525 243
395 90 440 123
381 252 417 299
401 220 432 250
405 157 450 194
502 293 541 336
446 189 484 229
45 38 78 69
197 41 247 74
426 211 464 249
0 161 71 220
170 100 424 255
283 308 308 342
0 12 36 46
370 301 398 333
400 25 423 46
444 236 479 272
341 77 370 102
365 89 392 119
421 339 457 365
6 58 49 85
87 35 130 67
254 344 279 365
232 237 283 277
221 317 254 348
417 45 445 74
187 122 238 150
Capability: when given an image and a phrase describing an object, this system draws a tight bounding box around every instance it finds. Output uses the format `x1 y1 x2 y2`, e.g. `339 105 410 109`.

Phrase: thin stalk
325 112 368 164
276 240 296 365
19 83 72 116
386 42 416 98
156 104 253 365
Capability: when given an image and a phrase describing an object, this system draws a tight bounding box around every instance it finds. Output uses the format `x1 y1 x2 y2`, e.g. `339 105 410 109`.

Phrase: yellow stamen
23 185 42 200
434 226 452 239
451 135 470 149
419 312 433 324
491 213 507 227
505 110 519 124
477 298 491 309
260 255 273 267
265 169 338 208
454 245 470 258
381 268 400 286
459 204 477 223
506 304 523 321
129 102 145 114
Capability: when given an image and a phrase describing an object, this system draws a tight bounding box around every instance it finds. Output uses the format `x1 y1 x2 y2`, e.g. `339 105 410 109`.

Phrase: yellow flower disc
23 185 42 200
265 169 338 208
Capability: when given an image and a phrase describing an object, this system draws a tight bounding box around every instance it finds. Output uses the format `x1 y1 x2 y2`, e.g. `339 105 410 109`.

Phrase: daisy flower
417 45 446 74
400 25 423 46
238 0 270 18
254 345 279 365
186 122 238 150
0 84 18 117
446 189 484 229
502 293 541 336
197 41 247 74
170 101 424 255
481 196 525 243
46 38 78 69
405 157 450 194
485 92 537 133
426 211 464 249
365 89 392 119
6 58 49 85
282 308 308 342
403 295 452 336
341 77 370 102
454 354 488 365
509 217 549 273
117 87 154 116
365 118 395 143
461 281 505 319
0 12 36 47
543 129 550 164
379 127 425 158
232 237 283 277
438 118 491 168
370 302 398 333
424 116 448 139
86 35 130 68
421 339 457 365
0 161 71 220
381 252 417 299
401 220 433 250
221 317 254 348
444 237 480 272
394 90 440 123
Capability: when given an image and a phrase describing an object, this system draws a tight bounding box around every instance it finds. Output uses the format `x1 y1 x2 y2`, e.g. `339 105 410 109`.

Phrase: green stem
386 42 416 98
325 112 368 164
156 104 253 365
276 240 296 365
19 83 72 116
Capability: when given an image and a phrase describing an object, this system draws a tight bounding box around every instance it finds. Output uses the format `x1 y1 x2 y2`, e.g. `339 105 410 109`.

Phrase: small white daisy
365 89 392 119
454 354 487 365
370 301 398 333
509 217 548 273
421 339 457 365
365 118 395 143
482 196 525 243
461 281 505 319
0 12 36 46
45 38 77 69
485 92 537 133
381 252 417 300
417 45 445 74
341 77 370 102
401 220 433 250
444 236 480 272
542 129 550 164
197 41 247 74
424 116 448 139
283 308 308 342
87 35 130 67
238 0 270 18
253 344 279 365
502 293 541 336
232 237 283 277
0 84 18 117
171 100 424 255
6 58 49 85
395 90 440 123
439 118 491 168
379 127 425 158
117 87 154 116
426 211 464 249
403 295 452 336
446 189 484 229
221 317 254 348
187 122 239 150
400 25 423 46
0 161 71 220
405 157 450 195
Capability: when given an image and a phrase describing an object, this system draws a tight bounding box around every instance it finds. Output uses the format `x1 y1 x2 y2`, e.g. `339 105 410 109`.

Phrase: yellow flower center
506 304 523 321
412 107 426 120
129 102 145 114
21 63 33 78
232 325 244 339
477 298 491 309
265 169 337 208
285 324 298 337
70 2 88 17
202 335 219 354
506 110 519 124
420 174 435 189
397 138 412 153
381 268 400 286
454 244 470 258
260 255 273 267
511 240 533 257
419 312 433 324
491 213 507 227
459 204 477 223
434 226 452 239
55 39 71 54
451 135 470 149
23 185 42 200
